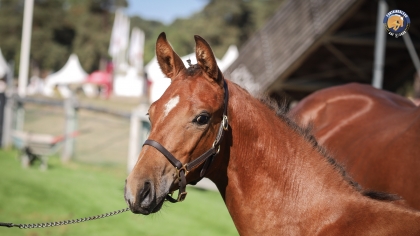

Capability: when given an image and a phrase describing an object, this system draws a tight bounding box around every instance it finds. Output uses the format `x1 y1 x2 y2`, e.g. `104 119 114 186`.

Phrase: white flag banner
109 9 130 59
120 15 130 54
128 27 145 73
109 9 123 58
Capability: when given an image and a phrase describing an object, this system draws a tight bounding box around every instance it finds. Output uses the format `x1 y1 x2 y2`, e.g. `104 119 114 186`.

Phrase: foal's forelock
186 64 201 75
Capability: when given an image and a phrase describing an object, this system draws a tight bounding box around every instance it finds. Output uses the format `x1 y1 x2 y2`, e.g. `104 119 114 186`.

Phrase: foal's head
125 33 227 214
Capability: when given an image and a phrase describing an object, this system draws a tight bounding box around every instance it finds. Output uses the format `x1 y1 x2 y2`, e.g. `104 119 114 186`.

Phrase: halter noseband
143 80 229 203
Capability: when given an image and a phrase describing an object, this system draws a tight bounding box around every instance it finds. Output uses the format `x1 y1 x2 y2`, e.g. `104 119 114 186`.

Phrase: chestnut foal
125 33 420 235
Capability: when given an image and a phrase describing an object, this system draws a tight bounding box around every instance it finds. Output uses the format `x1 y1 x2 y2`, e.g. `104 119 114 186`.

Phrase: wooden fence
1 92 150 172
1 90 217 190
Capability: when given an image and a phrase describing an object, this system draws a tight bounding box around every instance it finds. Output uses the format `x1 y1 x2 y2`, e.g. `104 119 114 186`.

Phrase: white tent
44 54 87 97
145 45 238 103
145 56 170 103
113 27 146 98
114 67 145 97
219 45 239 71
0 48 10 79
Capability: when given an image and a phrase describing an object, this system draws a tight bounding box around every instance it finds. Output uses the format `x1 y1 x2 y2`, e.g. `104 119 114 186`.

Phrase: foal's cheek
157 175 171 193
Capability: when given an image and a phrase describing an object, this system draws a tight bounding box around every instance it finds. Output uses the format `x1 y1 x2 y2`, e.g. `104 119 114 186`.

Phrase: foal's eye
193 113 210 125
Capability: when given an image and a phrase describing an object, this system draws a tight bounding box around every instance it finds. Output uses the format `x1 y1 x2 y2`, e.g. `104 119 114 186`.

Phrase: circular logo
383 10 410 38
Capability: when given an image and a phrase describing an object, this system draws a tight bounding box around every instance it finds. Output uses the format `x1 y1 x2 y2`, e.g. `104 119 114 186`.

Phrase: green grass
0 149 238 236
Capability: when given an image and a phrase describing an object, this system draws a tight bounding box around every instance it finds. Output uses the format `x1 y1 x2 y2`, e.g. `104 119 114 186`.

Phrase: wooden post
18 0 34 97
2 61 15 148
372 0 388 89
0 82 6 146
127 103 150 173
1 95 17 148
15 101 25 131
62 96 78 163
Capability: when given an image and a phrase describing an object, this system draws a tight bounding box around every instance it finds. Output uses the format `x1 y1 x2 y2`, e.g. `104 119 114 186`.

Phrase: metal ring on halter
176 165 189 181
212 140 221 154
222 115 229 131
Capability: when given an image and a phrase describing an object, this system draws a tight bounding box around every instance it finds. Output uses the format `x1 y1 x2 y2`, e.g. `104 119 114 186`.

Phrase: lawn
0 149 238 236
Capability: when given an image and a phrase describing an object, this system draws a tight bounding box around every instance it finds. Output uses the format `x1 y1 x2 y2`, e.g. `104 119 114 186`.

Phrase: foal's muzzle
125 180 166 215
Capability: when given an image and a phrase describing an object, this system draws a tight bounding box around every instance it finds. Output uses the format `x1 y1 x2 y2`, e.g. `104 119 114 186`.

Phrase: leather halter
143 80 229 203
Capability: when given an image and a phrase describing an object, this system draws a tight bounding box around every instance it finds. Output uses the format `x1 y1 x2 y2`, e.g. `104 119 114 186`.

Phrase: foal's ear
194 35 223 85
156 32 186 79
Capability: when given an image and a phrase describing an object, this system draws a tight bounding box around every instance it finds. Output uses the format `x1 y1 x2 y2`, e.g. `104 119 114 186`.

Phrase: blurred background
0 0 419 235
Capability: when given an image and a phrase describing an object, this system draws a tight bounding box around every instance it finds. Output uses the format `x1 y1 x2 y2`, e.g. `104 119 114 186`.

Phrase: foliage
137 0 285 63
66 0 115 72
31 0 68 72
0 0 24 74
0 149 238 236
0 0 126 74
0 0 283 75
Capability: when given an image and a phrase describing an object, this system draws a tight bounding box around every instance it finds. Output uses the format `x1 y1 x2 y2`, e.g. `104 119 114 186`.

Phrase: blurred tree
0 0 127 75
0 0 25 74
31 0 69 73
64 0 128 72
0 0 282 75
130 16 164 63
0 0 73 75
139 0 284 63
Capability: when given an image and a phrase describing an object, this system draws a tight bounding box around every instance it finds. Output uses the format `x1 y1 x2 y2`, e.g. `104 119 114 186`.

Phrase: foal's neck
208 82 360 234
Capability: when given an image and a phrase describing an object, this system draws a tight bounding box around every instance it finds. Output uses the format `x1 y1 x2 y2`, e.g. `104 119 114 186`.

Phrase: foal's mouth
126 187 168 215
127 195 166 215
125 175 176 215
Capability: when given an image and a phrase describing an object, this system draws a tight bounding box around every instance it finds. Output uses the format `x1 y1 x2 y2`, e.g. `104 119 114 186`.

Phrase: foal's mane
255 89 400 202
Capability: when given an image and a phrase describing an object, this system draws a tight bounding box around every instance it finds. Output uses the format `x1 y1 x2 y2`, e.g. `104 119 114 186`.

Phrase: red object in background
106 62 114 74
85 71 113 98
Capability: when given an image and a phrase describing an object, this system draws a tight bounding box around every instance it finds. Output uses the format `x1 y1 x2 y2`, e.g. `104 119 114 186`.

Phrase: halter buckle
177 191 188 202
222 115 229 131
167 190 188 202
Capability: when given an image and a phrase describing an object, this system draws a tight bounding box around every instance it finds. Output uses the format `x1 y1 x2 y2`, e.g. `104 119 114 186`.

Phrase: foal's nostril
138 181 154 207
140 182 151 198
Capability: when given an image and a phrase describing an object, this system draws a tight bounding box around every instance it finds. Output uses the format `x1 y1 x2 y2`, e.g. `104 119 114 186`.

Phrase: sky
125 0 210 25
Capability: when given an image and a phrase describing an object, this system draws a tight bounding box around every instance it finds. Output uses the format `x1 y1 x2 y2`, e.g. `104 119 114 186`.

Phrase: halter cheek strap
143 80 229 203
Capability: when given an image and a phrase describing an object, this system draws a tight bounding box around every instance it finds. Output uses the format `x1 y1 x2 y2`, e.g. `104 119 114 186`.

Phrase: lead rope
0 207 129 229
